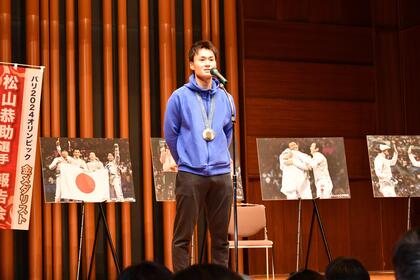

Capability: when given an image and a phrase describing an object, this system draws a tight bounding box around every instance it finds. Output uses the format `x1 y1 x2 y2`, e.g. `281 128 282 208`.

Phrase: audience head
172 263 242 280
288 269 325 280
393 227 420 280
117 261 172 280
325 257 369 280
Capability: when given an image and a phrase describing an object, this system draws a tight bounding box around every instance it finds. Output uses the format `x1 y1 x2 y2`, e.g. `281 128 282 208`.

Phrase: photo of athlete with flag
40 137 136 203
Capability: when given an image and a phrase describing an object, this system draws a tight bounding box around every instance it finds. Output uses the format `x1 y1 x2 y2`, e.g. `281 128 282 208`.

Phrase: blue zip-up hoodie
164 74 235 176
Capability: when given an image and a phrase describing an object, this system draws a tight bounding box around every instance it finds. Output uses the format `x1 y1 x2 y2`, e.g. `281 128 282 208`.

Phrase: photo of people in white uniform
150 138 244 201
257 137 350 200
367 135 420 197
40 138 136 203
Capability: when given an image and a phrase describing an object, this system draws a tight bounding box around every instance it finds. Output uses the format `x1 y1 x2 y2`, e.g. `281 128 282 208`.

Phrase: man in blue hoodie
164 40 235 271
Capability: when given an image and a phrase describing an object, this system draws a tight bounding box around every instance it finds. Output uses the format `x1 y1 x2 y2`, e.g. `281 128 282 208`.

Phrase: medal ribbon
195 92 216 132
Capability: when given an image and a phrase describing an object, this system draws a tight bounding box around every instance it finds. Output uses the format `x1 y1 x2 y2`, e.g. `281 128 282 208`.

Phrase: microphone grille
210 68 218 75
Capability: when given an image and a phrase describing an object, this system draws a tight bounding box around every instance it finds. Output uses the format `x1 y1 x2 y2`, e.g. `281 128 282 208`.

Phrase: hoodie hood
185 74 220 95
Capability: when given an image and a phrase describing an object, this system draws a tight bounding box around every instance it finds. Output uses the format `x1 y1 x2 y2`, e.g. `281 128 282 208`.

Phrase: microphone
210 68 228 85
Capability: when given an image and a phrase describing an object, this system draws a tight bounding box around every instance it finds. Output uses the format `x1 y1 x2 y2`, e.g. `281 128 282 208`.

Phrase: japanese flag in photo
60 163 110 202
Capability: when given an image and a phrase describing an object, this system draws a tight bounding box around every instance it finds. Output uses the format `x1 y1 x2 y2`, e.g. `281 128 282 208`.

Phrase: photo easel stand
407 196 411 231
296 199 302 271
304 199 332 269
76 202 121 280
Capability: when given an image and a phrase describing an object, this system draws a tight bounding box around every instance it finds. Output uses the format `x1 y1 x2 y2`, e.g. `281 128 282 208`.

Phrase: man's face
73 150 81 158
289 142 298 151
310 143 318 155
383 149 390 157
61 151 68 158
89 152 96 160
189 48 216 80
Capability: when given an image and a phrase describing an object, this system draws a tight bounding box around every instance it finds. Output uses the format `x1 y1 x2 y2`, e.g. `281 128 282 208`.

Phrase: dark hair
312 142 322 151
173 263 242 280
117 261 173 280
188 40 218 62
288 269 325 280
393 228 420 280
325 257 369 280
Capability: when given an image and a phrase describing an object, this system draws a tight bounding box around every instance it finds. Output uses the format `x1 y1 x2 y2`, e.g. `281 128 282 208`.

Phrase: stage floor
252 271 395 279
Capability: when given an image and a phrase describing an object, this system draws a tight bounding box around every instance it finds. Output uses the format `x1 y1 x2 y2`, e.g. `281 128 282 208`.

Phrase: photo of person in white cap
374 142 398 197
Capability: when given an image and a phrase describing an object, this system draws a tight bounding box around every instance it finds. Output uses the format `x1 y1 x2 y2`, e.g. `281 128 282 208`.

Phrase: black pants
172 171 233 272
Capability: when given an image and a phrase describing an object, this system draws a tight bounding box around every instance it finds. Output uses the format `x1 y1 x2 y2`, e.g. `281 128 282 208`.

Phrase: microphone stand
220 83 239 273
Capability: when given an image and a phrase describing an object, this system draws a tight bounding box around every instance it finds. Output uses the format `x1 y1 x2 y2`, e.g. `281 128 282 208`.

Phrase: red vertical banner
0 63 43 230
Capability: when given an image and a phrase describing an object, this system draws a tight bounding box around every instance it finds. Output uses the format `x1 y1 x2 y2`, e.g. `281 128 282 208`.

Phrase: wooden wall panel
116 0 133 268
244 21 372 64
245 137 259 178
343 138 371 179
315 198 351 266
245 179 311 273
398 0 420 28
348 180 383 270
393 22 420 261
0 1 11 59
242 0 277 20
372 0 420 29
243 0 371 25
374 31 405 133
158 0 176 269
332 0 371 26
276 0 309 22
380 198 410 269
244 59 374 101
306 0 371 26
0 2 13 279
241 0 420 275
400 27 420 134
411 198 420 229
275 0 371 26
245 98 376 138
139 0 154 262
243 179 408 273
371 0 398 27
39 0 53 278
3 0 238 277
65 1 79 278
245 178 353 273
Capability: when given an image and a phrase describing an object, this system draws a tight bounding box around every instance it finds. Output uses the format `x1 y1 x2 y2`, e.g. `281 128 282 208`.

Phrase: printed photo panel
150 138 243 201
367 135 420 198
257 137 350 200
40 138 136 203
